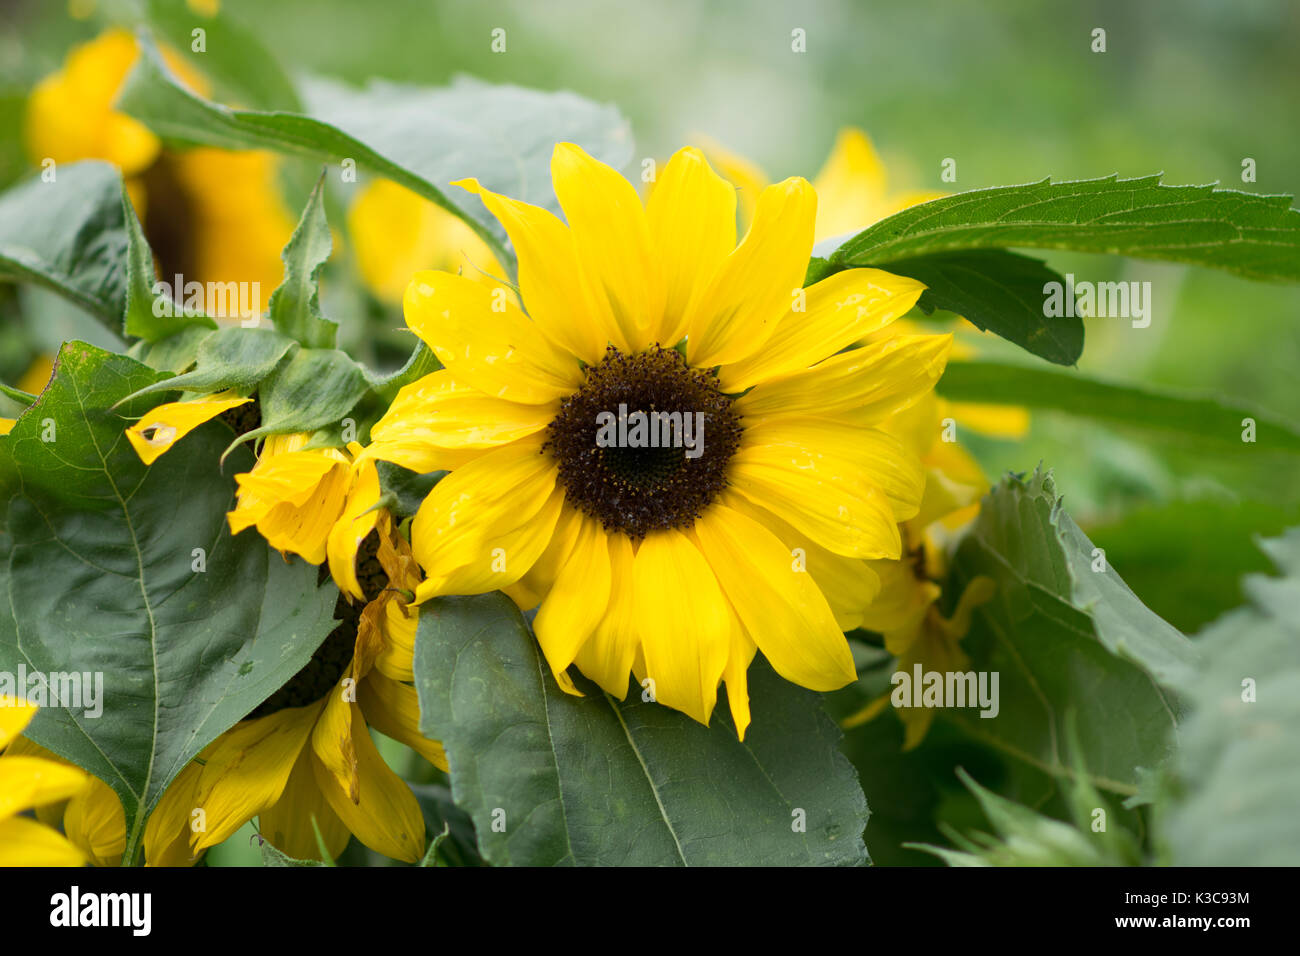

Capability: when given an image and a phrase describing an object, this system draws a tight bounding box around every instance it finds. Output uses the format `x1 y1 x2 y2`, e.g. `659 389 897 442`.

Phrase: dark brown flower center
544 346 742 538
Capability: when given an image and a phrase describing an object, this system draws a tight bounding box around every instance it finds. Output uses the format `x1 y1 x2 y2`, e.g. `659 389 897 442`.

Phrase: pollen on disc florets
247 532 387 719
544 345 742 539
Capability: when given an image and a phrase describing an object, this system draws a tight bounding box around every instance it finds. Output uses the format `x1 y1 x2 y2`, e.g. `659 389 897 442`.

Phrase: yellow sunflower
25 28 294 321
0 698 88 866
361 143 954 737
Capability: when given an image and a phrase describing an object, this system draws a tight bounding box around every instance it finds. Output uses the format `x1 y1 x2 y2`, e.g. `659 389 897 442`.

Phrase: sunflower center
247 533 387 719
545 346 742 538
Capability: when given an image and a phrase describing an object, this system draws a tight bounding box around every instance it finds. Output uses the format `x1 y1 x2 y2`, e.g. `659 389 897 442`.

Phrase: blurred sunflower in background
362 142 954 737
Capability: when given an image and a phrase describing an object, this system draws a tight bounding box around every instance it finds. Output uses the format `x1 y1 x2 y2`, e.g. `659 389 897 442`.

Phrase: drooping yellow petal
534 513 613 693
719 268 926 391
327 459 385 602
453 177 609 364
721 619 757 741
0 757 86 819
349 178 505 304
646 146 736 346
551 142 665 352
359 671 449 772
143 759 204 867
228 448 352 564
572 531 639 698
737 333 952 427
310 676 360 805
0 696 38 748
0 816 86 867
63 775 126 867
685 177 817 369
404 270 581 404
501 501 584 614
633 529 731 725
125 396 250 466
258 748 352 862
191 703 319 851
694 501 857 692
310 708 426 863
374 599 417 683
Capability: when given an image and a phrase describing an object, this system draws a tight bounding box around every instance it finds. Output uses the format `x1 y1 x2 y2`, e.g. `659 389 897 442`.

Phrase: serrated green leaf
124 326 297 402
267 172 337 348
831 174 1300 281
119 35 634 275
258 838 329 867
132 323 213 374
121 185 217 342
413 593 868 867
0 342 338 863
946 467 1197 793
366 339 440 406
232 347 368 451
885 250 1081 365
1156 528 1300 865
0 162 127 326
937 361 1300 454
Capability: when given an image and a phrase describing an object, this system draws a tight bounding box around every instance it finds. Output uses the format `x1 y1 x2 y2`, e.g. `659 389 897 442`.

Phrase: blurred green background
1 0 1297 863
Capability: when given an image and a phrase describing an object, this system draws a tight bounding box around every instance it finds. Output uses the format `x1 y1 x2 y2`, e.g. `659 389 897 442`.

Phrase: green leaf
366 340 440 407
258 839 329 867
121 185 217 342
885 250 1081 365
410 783 483 867
946 467 1197 793
118 34 634 274
937 361 1300 454
413 593 868 866
267 172 337 349
375 461 445 520
232 347 369 451
831 174 1300 281
0 342 339 863
144 0 302 112
1156 528 1300 865
0 161 127 326
123 326 297 401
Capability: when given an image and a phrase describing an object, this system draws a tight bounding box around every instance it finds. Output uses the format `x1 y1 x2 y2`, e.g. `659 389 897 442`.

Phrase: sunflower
360 143 953 736
0 698 87 866
25 28 294 321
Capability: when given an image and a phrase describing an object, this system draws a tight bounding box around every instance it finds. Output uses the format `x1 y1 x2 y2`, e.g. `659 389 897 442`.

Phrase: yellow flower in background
124 394 251 465
348 179 505 303
25 28 294 321
0 698 88 866
364 142 953 737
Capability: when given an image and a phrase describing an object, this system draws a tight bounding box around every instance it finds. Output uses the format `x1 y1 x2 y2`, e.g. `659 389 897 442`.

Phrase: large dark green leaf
0 342 338 863
937 361 1300 454
0 162 127 326
946 468 1197 794
118 34 634 273
831 175 1300 281
413 593 868 866
1156 528 1300 865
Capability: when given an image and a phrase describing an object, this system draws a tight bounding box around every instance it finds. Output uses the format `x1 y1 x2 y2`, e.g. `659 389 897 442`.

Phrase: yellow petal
859 559 940 654
0 816 86 867
125 397 250 465
143 759 204 867
327 459 384 601
810 128 889 241
502 501 584 614
646 146 736 345
64 775 126 867
572 531 639 698
192 704 319 851
311 675 360 805
453 177 610 363
0 756 86 818
258 748 351 862
534 513 613 692
550 142 665 352
359 671 449 772
404 270 581 404
229 449 352 564
685 177 816 368
694 501 856 692
374 599 418 683
737 333 952 427
633 529 731 725
0 697 38 748
310 708 425 863
719 268 926 391
947 400 1031 440
694 134 770 231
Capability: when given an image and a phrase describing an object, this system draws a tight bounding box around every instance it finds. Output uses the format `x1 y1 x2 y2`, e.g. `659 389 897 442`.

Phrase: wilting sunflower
361 142 953 736
26 28 294 320
0 699 87 866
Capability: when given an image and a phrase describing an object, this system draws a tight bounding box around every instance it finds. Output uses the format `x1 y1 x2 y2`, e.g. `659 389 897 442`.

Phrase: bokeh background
1 0 1296 864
